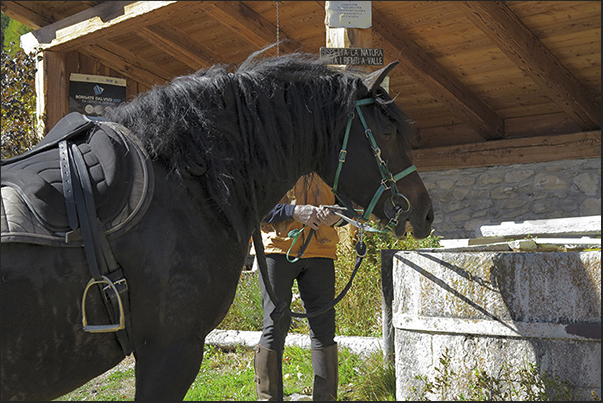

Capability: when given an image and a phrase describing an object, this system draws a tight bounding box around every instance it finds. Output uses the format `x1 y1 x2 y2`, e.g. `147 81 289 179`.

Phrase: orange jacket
260 173 340 259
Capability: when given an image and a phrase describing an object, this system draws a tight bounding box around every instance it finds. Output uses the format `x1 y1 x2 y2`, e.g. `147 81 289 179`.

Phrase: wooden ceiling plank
1 1 55 29
79 43 169 88
372 7 505 141
99 40 174 81
138 22 223 70
457 1 601 131
204 1 303 53
20 1 186 53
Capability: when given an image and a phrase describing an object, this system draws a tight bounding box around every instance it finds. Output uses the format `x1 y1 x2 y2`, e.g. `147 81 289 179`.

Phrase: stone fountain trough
383 216 601 400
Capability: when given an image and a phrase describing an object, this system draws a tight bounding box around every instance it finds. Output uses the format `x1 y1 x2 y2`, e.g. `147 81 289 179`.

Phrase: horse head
328 62 434 239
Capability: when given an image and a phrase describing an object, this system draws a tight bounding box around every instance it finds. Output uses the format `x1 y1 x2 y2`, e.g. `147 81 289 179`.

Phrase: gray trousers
258 254 336 350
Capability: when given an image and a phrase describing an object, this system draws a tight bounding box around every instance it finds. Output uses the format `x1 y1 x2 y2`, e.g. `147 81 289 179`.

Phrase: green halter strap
332 97 417 232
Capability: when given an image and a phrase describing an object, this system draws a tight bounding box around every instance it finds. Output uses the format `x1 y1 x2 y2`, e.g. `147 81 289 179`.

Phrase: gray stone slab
476 215 601 238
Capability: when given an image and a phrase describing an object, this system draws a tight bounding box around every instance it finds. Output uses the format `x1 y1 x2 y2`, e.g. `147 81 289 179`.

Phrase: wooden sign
320 47 384 65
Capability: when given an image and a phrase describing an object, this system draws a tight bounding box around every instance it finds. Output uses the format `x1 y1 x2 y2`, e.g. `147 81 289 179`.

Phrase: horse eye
382 122 396 138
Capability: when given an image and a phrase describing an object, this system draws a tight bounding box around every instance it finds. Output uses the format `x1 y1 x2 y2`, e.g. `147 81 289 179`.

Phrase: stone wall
419 157 601 240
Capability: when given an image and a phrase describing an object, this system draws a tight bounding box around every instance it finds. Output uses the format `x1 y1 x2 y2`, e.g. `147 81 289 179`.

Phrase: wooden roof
2 1 600 170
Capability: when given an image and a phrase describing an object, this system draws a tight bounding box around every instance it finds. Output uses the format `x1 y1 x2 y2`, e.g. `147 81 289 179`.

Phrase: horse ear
363 61 399 95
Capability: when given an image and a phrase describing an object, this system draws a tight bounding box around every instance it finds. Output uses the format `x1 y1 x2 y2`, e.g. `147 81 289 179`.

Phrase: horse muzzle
383 192 411 228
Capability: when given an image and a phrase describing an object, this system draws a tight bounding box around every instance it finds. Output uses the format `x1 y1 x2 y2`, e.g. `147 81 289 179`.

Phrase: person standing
253 173 344 401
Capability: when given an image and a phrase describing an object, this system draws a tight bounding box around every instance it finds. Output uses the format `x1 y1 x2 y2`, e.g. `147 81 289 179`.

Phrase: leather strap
59 141 78 231
61 140 134 355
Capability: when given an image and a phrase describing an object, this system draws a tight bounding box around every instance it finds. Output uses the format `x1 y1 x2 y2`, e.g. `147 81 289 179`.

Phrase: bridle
331 97 417 233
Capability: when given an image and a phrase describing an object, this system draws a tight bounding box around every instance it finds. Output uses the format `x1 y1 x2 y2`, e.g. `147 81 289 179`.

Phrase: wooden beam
20 1 184 53
204 1 303 53
371 7 505 141
78 42 170 88
138 22 223 70
457 1 601 131
36 51 69 135
1 1 55 29
412 131 601 172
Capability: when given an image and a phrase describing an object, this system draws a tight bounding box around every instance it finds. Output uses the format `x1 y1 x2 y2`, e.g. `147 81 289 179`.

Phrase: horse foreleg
133 337 205 401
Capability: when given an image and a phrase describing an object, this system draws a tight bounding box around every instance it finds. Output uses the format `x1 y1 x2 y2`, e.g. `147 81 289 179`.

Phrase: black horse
1 52 433 400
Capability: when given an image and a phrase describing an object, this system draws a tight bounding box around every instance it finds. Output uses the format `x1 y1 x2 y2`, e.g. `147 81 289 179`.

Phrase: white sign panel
325 1 372 29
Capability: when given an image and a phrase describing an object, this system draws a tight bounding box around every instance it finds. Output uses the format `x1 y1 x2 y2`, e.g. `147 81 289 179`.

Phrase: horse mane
106 50 412 225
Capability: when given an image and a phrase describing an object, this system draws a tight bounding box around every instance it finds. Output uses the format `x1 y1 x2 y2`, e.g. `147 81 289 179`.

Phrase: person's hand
317 205 340 227
293 205 339 230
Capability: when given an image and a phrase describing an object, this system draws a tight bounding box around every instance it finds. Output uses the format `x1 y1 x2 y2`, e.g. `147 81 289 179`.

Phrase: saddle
1 112 154 247
2 112 154 355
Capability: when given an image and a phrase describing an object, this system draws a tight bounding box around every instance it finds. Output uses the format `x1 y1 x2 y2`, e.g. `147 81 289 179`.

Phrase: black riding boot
254 344 280 401
311 343 338 401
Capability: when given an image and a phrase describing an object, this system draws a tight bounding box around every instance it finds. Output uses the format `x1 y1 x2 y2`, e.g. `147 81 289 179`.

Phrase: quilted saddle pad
1 112 154 246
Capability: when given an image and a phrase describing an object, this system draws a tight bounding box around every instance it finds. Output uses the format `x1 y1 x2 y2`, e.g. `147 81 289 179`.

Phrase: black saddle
1 112 153 246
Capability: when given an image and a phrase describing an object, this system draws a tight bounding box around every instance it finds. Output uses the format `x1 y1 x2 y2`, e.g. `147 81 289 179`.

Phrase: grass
54 357 136 401
55 343 600 401
55 345 391 401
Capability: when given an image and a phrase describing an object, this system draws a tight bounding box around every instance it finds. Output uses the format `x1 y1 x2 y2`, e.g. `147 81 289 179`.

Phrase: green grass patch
56 345 385 401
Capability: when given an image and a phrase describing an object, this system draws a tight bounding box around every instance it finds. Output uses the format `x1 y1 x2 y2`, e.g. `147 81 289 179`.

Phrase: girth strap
60 140 134 356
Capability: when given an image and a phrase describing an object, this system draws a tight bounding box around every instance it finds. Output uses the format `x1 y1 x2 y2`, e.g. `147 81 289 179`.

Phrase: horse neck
242 101 345 221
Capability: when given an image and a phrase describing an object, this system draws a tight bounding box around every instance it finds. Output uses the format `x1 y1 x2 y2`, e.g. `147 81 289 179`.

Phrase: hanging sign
69 73 126 118
320 47 384 65
325 1 372 29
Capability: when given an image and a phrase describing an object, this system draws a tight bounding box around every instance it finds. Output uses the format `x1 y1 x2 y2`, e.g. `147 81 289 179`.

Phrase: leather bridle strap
332 97 417 232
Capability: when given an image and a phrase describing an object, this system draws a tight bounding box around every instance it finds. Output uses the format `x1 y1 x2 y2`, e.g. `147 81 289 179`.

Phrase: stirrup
81 276 125 333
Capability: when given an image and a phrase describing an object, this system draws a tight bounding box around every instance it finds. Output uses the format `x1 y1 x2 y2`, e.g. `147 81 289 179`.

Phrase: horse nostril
426 208 434 225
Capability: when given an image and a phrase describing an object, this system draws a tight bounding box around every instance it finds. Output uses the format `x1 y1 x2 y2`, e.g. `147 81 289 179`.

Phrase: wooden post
325 23 372 51
324 1 394 362
36 50 69 135
380 249 397 366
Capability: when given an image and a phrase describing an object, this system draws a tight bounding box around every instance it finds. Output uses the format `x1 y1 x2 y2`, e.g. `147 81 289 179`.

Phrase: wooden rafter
1 1 55 29
138 22 224 70
78 42 170 88
19 1 184 53
457 1 601 131
204 1 303 54
371 7 505 141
